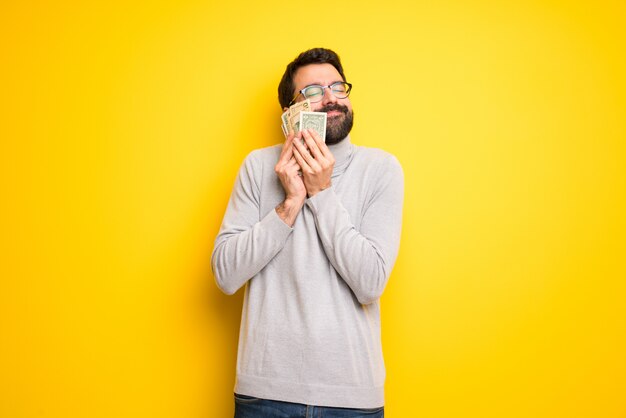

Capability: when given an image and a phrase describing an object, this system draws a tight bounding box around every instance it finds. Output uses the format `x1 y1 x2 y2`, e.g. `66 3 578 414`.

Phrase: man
212 48 404 417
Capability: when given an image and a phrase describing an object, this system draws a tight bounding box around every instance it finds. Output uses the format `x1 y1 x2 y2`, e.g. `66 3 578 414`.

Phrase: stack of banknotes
281 99 327 142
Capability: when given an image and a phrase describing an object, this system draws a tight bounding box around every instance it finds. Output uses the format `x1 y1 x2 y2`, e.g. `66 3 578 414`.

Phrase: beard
318 103 354 145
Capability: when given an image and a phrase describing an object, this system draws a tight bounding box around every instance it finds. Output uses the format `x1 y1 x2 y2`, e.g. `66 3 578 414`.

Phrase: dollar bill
289 99 311 118
281 110 291 135
288 99 311 134
299 111 327 142
280 99 313 137
289 112 301 133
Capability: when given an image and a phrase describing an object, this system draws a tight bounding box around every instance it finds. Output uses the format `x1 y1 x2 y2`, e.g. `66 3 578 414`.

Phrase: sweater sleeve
211 152 293 295
305 154 404 305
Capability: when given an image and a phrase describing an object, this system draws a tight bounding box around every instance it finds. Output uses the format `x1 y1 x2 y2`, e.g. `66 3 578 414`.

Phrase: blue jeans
234 393 384 418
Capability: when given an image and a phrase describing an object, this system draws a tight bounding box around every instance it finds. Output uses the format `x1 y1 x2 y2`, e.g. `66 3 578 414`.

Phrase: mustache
319 103 349 114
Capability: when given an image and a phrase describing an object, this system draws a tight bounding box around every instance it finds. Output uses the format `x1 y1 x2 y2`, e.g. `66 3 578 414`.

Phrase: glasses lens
303 86 324 102
331 82 350 98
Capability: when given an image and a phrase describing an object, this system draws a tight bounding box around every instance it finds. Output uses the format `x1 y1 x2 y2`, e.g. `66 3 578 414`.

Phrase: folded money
280 99 327 143
299 111 327 142
281 99 311 136
289 99 311 134
281 110 290 134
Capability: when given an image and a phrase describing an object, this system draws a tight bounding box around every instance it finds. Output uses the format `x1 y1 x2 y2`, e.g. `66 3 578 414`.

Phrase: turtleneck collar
328 134 354 178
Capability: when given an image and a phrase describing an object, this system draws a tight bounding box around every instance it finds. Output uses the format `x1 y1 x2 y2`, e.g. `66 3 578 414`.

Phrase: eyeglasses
289 81 352 106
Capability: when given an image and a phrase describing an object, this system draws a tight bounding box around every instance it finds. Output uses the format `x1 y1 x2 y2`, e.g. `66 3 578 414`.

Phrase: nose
321 86 338 106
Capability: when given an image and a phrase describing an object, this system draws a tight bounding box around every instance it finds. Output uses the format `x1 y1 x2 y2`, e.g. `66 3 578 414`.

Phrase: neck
328 135 354 177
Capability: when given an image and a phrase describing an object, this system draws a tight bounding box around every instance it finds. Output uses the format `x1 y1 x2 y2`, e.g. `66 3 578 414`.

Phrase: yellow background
2 1 625 417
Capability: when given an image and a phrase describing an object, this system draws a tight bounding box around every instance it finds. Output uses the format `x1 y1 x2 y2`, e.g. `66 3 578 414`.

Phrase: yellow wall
2 1 625 417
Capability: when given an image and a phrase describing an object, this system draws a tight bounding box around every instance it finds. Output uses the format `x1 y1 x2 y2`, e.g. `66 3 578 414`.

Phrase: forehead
293 63 342 90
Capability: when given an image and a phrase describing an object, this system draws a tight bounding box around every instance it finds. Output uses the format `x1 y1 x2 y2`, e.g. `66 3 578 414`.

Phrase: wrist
284 193 306 205
276 197 304 227
307 182 331 197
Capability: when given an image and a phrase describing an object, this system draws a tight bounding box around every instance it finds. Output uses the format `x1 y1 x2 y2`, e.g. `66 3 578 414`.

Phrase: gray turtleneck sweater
211 135 404 409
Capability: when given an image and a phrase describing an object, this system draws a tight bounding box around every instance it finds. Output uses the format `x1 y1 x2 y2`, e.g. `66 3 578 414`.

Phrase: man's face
290 63 354 145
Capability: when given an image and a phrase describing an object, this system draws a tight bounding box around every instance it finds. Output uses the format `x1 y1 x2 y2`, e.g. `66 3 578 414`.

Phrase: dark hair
278 48 347 109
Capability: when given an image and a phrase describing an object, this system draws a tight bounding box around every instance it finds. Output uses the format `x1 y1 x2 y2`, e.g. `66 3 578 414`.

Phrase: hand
275 134 307 201
292 129 335 197
274 134 306 226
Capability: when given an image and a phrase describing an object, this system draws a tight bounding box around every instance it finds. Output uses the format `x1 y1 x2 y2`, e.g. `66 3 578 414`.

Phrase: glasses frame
289 81 353 106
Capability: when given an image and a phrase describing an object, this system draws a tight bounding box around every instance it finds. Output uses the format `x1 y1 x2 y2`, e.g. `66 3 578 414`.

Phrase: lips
327 110 343 117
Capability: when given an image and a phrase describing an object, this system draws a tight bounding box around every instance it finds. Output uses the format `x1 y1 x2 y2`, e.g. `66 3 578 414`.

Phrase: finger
294 139 321 172
279 137 291 157
304 128 331 159
309 129 332 159
278 138 294 164
285 156 299 169
292 146 312 173
301 129 324 160
286 163 302 177
293 133 318 167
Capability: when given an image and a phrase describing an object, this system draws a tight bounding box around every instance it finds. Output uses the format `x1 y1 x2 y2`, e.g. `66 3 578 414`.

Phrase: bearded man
212 47 404 418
